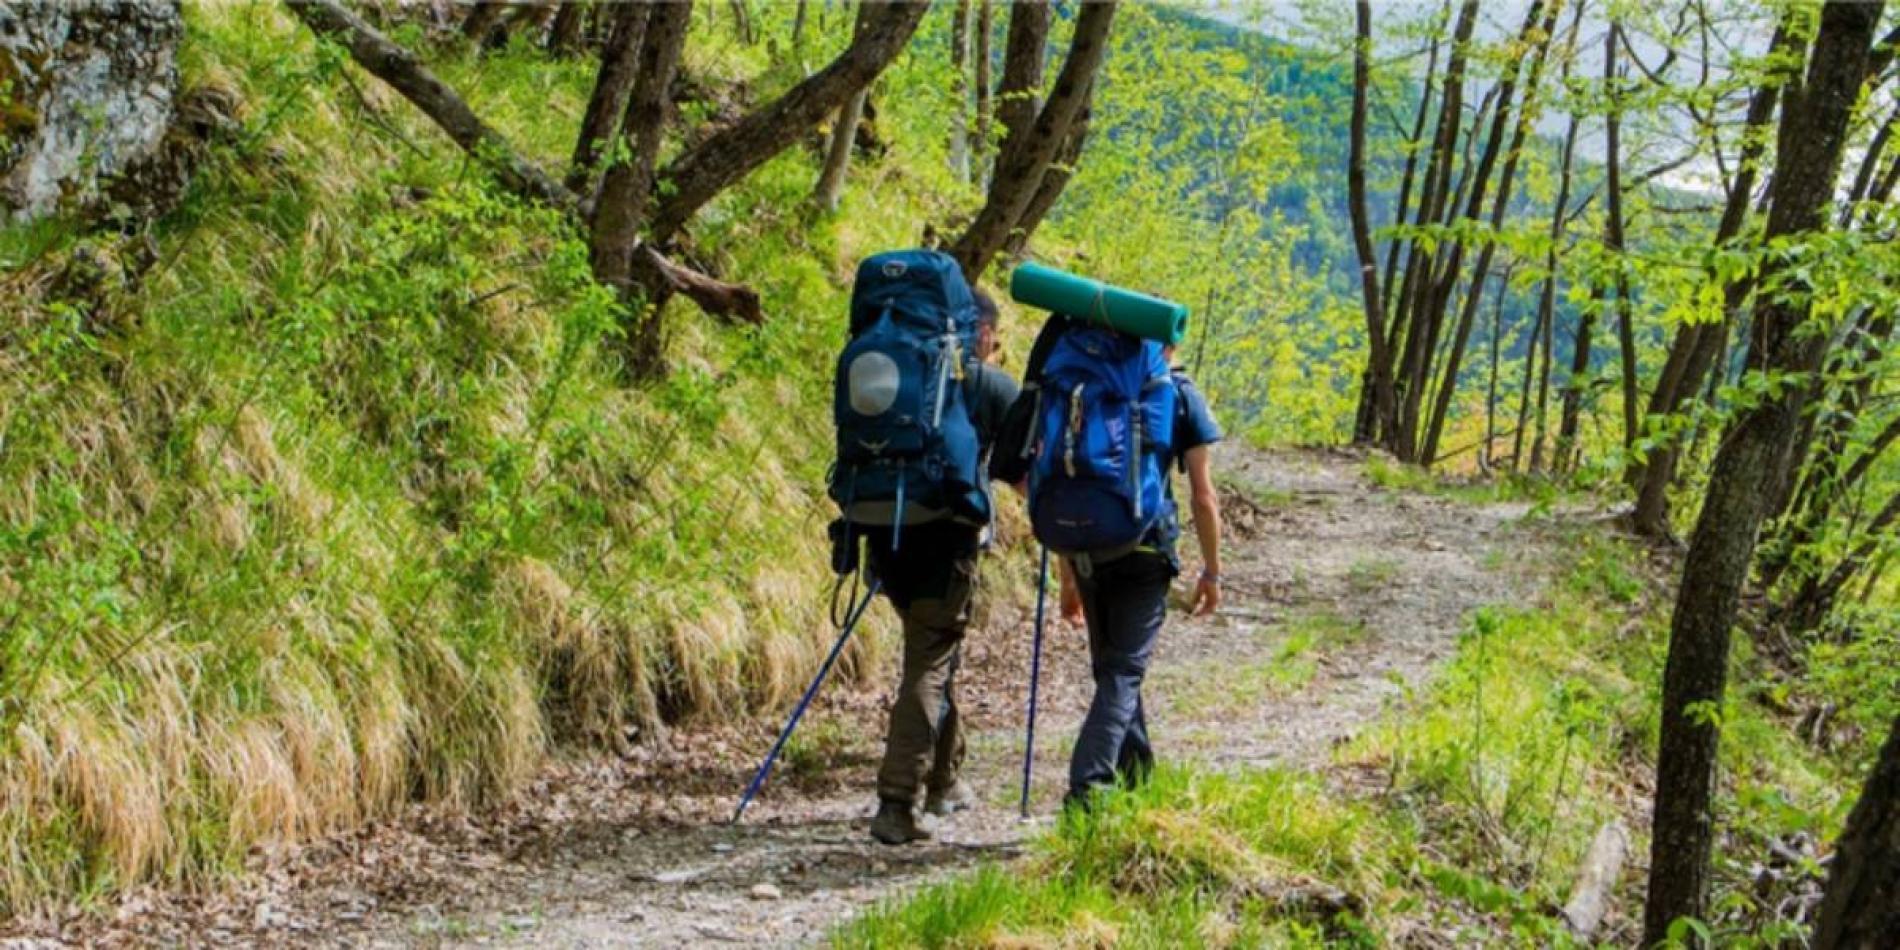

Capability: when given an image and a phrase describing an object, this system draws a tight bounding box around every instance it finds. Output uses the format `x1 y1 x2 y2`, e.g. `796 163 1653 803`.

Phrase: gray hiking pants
1067 550 1174 801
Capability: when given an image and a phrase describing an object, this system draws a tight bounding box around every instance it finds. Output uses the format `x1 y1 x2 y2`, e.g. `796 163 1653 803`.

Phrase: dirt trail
38 447 1560 948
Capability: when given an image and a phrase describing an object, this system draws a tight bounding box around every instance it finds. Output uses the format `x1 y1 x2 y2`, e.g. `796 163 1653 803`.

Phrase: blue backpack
829 250 988 544
1029 326 1176 562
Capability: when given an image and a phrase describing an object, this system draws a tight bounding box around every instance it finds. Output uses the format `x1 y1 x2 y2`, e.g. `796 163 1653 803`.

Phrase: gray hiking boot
923 780 974 817
869 800 932 845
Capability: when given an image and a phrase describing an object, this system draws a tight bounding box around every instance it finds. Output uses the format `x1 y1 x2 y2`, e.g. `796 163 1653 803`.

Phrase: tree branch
647 0 929 241
286 0 575 210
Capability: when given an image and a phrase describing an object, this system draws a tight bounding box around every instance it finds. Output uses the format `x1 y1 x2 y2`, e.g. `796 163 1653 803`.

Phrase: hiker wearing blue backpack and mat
827 250 1020 845
1002 264 1224 811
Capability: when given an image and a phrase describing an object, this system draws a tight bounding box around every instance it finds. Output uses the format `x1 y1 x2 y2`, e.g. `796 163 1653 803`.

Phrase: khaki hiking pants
866 525 979 807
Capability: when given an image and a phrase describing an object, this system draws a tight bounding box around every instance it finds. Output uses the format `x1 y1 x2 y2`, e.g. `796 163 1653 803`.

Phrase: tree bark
815 90 870 212
993 0 1051 172
971 0 994 176
1604 22 1639 454
1349 0 1399 447
950 1 1115 280
1421 0 1558 465
1001 82 1093 261
647 0 929 242
1813 714 1900 949
567 3 651 194
1631 20 1793 535
591 0 692 287
547 2 587 57
461 1 506 46
1387 0 1479 461
287 0 573 208
950 0 971 182
1642 4 1885 942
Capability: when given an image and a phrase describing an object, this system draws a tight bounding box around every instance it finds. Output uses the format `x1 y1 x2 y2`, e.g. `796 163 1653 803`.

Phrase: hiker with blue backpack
1001 264 1225 810
826 250 1019 845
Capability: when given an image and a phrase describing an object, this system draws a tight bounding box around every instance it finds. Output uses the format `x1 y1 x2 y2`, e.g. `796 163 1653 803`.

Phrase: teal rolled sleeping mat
1007 262 1189 345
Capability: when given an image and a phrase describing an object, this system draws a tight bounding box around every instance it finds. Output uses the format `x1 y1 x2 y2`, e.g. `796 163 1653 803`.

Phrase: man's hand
1057 559 1085 627
1189 570 1221 617
1059 578 1085 627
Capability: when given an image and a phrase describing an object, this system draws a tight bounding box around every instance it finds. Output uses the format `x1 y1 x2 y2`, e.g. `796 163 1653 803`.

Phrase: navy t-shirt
1148 369 1222 554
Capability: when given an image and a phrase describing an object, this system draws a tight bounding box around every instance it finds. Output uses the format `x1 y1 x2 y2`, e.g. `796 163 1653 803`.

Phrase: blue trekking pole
731 578 883 825
1020 547 1050 819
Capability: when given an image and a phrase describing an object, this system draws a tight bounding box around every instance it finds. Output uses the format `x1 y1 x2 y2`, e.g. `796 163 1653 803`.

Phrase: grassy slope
0 3 1007 910
838 516 1857 947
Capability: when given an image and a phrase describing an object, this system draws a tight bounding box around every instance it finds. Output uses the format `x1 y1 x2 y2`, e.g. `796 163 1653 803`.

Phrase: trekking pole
1020 546 1050 820
731 578 883 825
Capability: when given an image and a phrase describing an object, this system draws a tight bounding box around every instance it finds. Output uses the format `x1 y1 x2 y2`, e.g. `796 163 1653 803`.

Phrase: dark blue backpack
1028 326 1176 561
829 250 988 543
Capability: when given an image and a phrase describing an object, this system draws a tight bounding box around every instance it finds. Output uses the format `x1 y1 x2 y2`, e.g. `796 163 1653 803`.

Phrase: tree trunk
1001 82 1093 261
547 2 587 57
461 1 506 46
950 0 971 182
1782 486 1900 634
1813 714 1900 949
992 0 1051 171
591 0 692 287
791 0 808 55
1421 0 1558 465
1631 21 1792 533
1387 0 1480 461
567 3 651 194
1642 4 1884 941
971 0 994 177
1604 23 1638 454
1482 265 1510 470
1349 0 1399 447
815 89 870 212
647 0 929 242
950 1 1115 281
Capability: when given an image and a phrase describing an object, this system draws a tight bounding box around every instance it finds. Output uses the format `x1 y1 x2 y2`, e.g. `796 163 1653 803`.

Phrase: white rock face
1 1 183 221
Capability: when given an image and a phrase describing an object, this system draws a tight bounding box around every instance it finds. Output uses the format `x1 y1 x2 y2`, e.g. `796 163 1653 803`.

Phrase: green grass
838 531 1860 946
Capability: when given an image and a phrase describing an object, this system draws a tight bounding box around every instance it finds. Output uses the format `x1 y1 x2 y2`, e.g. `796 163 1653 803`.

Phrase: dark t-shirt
966 362 1021 452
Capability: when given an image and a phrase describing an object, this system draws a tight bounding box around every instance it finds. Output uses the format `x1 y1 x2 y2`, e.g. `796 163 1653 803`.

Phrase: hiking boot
923 780 974 817
869 800 932 845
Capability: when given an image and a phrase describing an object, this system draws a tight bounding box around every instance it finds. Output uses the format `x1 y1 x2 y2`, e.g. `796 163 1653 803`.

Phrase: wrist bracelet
1200 570 1221 584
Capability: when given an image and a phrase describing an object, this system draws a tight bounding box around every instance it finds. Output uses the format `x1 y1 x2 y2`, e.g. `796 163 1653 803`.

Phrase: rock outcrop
1 0 184 222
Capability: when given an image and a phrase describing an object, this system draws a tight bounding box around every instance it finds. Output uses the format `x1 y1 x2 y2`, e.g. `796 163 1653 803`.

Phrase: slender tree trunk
1349 0 1400 446
1421 0 1558 465
950 0 971 182
992 0 1051 172
1812 714 1900 949
547 2 587 57
1643 5 1884 941
567 3 651 195
815 89 870 212
1001 82 1093 261
1482 265 1511 470
792 0 808 55
1603 22 1639 454
461 1 506 45
951 1 1115 280
1388 0 1480 460
729 0 754 45
1514 1 1584 474
1782 483 1900 634
1633 21 1793 534
591 1 693 286
971 0 994 177
648 0 930 242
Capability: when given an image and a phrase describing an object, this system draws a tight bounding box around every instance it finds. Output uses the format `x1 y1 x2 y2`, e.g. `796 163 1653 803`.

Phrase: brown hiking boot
869 800 932 845
923 780 974 817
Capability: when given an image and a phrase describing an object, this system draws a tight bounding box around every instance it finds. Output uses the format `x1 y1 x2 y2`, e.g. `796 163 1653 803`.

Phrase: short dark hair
972 289 999 327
